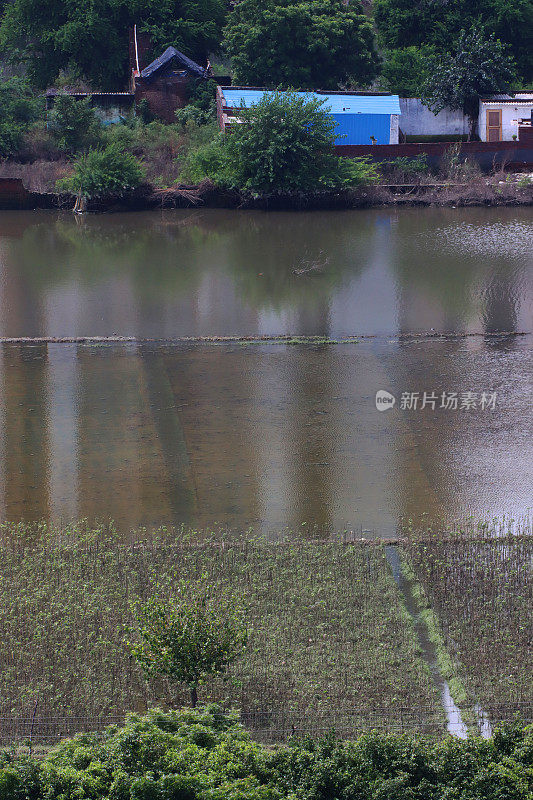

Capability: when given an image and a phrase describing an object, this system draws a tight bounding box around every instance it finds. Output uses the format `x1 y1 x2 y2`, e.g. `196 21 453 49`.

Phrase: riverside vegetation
0 80 531 209
1 707 533 800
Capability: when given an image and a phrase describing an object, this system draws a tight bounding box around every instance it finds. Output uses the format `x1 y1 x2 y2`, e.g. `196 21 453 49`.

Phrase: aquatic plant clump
405 535 532 717
0 525 442 743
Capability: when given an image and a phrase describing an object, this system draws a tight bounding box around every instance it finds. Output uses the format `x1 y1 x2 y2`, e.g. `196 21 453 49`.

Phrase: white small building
478 93 533 141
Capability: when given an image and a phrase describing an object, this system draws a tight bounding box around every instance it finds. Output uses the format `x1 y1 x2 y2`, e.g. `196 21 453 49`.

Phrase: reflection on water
0 339 530 536
0 207 531 338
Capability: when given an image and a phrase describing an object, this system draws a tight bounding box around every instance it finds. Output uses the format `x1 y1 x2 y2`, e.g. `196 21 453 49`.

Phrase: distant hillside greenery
223 0 378 88
373 0 532 87
0 0 528 91
0 0 226 89
1 707 533 800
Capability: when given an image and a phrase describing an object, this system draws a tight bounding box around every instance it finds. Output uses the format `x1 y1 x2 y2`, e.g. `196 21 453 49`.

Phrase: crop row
0 528 442 739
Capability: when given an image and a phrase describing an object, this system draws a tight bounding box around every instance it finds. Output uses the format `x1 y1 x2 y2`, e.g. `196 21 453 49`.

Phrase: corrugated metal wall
333 114 391 145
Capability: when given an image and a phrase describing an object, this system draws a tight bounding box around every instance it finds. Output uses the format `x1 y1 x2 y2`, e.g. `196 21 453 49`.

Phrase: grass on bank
0 524 442 742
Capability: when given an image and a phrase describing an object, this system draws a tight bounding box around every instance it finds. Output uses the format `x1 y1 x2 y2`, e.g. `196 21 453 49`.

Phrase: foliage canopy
0 0 226 89
126 583 247 707
224 0 378 88
1 708 533 800
59 143 145 199
379 46 436 98
373 0 531 83
421 27 516 135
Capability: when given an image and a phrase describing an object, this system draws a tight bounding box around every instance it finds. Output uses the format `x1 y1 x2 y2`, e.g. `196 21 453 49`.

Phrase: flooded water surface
0 207 531 338
0 207 531 535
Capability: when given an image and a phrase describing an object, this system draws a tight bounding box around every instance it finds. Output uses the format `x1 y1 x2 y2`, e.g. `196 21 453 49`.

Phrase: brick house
129 26 209 123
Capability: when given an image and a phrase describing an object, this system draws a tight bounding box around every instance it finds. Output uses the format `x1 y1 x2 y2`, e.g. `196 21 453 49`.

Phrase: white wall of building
399 98 469 137
478 101 533 141
389 114 399 144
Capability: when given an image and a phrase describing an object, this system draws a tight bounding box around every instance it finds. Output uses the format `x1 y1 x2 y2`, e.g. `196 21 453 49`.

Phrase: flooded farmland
0 206 531 535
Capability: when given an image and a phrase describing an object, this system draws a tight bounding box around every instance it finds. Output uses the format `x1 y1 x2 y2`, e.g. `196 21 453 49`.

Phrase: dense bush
175 79 218 126
1 708 532 800
181 90 379 193
49 95 102 153
58 143 145 198
0 77 42 157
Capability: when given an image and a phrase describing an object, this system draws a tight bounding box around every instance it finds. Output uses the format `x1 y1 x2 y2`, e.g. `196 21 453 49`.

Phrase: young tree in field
0 0 226 90
58 143 145 211
422 28 516 140
126 584 247 708
224 0 377 88
219 90 379 193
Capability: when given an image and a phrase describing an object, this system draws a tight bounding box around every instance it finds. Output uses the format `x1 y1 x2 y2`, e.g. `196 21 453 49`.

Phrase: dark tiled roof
140 47 206 79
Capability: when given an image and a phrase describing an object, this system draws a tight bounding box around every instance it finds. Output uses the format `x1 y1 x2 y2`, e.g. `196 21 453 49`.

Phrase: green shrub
0 77 42 157
181 91 380 193
1 710 533 800
49 95 102 153
175 79 217 126
58 143 145 199
179 136 228 184
385 155 430 177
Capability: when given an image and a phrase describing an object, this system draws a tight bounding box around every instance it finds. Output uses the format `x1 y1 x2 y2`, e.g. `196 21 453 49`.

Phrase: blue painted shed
219 88 401 145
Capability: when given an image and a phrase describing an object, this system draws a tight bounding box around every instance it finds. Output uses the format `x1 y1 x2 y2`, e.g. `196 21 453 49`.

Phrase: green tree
0 77 42 157
126 584 247 707
58 143 145 209
180 91 379 191
224 0 378 88
49 95 102 153
422 27 516 139
378 46 435 97
0 0 226 90
373 0 532 84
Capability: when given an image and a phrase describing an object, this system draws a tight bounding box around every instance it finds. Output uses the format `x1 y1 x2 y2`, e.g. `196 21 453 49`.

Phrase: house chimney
128 26 152 76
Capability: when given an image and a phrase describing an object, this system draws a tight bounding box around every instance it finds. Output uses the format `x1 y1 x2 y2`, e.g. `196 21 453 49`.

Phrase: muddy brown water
0 207 531 535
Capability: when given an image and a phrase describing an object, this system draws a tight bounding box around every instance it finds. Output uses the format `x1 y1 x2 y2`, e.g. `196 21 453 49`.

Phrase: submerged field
0 525 443 743
1 521 531 746
405 534 533 719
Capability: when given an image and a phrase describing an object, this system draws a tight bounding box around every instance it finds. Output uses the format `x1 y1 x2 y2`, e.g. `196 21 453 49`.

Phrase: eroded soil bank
1 175 532 212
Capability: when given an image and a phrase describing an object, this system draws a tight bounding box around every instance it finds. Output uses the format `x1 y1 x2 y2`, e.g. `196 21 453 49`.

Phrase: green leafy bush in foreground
58 143 145 199
180 90 379 193
1 707 533 800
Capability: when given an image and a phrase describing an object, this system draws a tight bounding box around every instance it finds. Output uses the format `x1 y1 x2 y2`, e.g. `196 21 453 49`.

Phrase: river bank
0 173 532 212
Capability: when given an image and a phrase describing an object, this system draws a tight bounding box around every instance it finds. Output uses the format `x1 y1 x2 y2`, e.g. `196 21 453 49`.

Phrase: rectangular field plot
406 536 532 722
0 531 443 742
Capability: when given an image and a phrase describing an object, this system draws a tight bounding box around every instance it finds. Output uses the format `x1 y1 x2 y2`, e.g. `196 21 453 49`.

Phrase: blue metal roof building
219 89 401 145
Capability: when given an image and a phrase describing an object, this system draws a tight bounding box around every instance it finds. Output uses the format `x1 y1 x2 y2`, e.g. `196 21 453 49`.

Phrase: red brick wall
519 126 533 144
335 141 533 168
0 178 33 209
134 74 190 123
